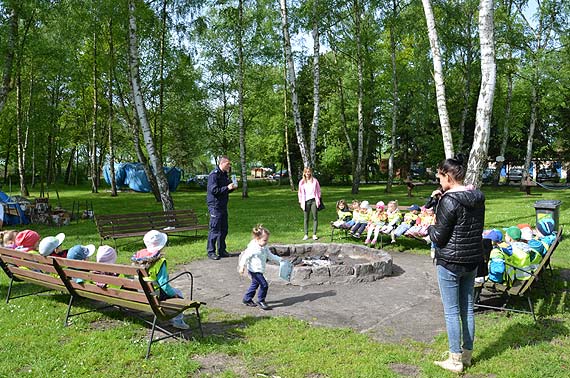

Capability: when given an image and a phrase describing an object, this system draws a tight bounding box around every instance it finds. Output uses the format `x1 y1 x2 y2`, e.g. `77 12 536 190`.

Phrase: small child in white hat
131 230 189 330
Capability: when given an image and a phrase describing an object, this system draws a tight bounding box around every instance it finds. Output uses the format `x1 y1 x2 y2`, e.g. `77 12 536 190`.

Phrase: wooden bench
474 226 563 321
95 209 208 246
0 247 205 359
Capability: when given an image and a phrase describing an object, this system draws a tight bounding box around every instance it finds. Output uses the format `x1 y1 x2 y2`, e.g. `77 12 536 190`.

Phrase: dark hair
438 154 467 182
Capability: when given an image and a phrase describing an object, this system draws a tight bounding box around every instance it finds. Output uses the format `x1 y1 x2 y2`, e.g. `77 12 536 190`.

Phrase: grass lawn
1 182 569 377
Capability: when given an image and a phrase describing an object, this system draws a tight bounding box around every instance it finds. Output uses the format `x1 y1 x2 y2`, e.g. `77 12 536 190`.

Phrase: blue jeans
244 271 269 302
436 265 477 353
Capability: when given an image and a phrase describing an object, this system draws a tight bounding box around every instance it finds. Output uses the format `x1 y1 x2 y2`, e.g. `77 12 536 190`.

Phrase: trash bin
533 200 562 230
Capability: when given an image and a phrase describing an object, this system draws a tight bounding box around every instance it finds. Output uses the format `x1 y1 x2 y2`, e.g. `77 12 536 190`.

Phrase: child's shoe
371 238 377 246
303 235 309 241
312 235 319 240
354 233 361 238
170 316 190 330
242 299 257 307
364 238 371 245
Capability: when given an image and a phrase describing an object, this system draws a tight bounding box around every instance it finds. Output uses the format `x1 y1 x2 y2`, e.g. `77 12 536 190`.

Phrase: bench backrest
52 257 166 315
512 226 563 296
0 247 66 292
95 209 201 238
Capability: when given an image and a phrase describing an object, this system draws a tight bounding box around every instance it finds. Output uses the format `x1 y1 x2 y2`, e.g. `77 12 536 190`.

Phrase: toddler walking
238 225 282 310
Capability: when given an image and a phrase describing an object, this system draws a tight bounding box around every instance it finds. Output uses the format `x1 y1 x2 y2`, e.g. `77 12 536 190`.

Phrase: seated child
341 200 360 229
0 230 18 248
67 244 96 283
332 199 353 228
238 224 283 310
405 207 435 240
14 230 41 253
483 229 508 283
391 204 420 243
38 233 67 257
349 201 372 238
131 230 189 330
95 245 119 288
535 217 557 247
364 201 386 246
502 226 534 282
380 201 402 234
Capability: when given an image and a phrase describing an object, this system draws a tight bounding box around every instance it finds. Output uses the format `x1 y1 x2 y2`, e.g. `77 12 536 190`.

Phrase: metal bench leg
527 297 536 322
64 295 74 326
146 315 158 359
6 277 14 304
196 308 204 337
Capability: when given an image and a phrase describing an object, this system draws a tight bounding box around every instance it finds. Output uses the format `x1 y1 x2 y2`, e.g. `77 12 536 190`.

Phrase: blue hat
407 204 421 212
527 239 546 256
67 244 96 260
483 229 503 243
536 218 555 236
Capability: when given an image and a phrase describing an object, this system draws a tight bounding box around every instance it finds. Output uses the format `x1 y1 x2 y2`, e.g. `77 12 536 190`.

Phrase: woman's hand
431 189 443 198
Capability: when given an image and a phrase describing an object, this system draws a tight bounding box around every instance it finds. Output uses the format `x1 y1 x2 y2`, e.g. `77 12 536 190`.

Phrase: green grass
1 182 569 377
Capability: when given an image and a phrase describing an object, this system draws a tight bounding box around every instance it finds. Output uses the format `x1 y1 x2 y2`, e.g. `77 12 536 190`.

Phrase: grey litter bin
533 200 562 230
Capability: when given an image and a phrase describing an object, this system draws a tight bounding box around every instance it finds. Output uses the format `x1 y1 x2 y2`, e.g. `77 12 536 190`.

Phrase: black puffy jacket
428 189 485 265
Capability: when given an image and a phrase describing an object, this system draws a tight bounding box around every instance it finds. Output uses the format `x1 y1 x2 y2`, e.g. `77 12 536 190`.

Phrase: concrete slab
176 250 446 344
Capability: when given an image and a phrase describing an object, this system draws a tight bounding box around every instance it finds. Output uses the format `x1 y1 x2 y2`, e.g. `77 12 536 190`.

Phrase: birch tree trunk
352 0 364 195
157 0 167 159
465 0 496 187
16 70 29 196
421 0 454 158
128 0 174 210
279 0 310 169
494 71 512 185
523 81 538 181
91 31 99 193
0 3 17 114
237 0 249 198
309 0 320 168
108 20 117 197
283 57 295 191
386 0 398 193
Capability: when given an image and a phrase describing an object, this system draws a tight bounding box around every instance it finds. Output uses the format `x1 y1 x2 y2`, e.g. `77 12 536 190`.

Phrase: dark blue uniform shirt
206 168 232 212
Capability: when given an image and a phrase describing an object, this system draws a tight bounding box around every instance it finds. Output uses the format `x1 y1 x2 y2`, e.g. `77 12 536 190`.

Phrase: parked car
537 168 560 183
482 168 495 183
506 168 524 183
271 170 289 179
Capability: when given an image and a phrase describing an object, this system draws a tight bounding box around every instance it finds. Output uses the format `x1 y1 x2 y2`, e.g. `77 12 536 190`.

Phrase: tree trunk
309 0 320 169
421 0 454 158
386 1 398 193
0 3 17 114
91 31 99 193
279 0 310 169
237 0 249 198
458 7 475 151
108 20 117 197
282 57 295 191
16 70 29 196
128 0 174 211
465 0 496 188
351 0 364 195
157 0 167 159
523 81 538 183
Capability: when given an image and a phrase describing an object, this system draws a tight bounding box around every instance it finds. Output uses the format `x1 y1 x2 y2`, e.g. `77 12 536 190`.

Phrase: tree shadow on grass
477 317 569 364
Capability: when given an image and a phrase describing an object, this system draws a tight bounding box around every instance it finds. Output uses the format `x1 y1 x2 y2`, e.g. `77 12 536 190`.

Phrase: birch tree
421 0 454 158
386 0 400 193
279 0 310 169
465 0 496 187
352 0 364 195
309 0 320 168
128 0 174 210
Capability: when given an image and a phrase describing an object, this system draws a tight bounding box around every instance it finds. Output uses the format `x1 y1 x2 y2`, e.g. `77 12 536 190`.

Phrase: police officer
206 156 237 260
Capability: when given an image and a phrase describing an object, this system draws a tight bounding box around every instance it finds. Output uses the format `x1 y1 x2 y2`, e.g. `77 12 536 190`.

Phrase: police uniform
206 167 234 259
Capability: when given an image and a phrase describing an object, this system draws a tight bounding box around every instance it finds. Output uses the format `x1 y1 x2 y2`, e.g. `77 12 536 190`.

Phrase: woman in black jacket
428 156 485 373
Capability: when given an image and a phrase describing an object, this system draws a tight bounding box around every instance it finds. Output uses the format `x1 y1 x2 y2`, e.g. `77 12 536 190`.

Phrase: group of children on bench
481 217 558 286
332 199 436 247
0 228 190 330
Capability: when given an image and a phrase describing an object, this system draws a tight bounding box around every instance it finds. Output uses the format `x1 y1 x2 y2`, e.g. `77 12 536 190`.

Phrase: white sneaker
170 317 190 330
312 235 319 240
303 235 309 240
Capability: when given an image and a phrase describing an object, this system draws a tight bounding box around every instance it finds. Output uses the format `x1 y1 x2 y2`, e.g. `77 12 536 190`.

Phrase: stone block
329 265 355 277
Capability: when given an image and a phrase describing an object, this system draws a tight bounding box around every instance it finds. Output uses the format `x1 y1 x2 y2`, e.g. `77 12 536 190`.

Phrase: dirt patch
388 363 420 377
192 352 249 377
90 319 124 331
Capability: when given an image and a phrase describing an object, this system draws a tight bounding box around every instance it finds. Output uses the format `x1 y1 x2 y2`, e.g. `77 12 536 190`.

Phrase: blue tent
103 163 182 193
0 191 30 225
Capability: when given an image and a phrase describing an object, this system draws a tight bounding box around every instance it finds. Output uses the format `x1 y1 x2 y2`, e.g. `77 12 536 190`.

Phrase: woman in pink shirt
297 167 322 240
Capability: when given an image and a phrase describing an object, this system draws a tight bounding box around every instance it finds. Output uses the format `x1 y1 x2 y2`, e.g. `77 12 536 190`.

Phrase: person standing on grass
207 156 237 260
297 167 322 241
428 155 485 373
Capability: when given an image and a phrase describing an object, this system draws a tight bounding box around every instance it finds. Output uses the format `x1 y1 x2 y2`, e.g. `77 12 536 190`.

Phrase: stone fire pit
264 243 392 286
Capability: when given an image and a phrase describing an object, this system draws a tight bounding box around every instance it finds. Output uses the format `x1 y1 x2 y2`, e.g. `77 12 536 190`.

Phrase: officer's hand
228 183 237 190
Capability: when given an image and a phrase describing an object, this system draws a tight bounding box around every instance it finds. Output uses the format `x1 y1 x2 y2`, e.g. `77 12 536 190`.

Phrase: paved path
177 251 446 344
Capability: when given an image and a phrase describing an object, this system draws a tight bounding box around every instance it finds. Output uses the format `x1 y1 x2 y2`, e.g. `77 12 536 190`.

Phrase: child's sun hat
66 244 96 260
38 233 66 257
96 245 117 264
143 230 168 253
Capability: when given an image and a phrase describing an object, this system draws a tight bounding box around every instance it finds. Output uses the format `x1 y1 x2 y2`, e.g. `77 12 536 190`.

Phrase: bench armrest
156 271 195 300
